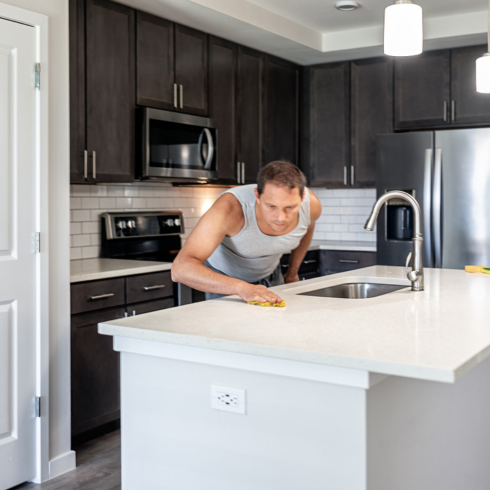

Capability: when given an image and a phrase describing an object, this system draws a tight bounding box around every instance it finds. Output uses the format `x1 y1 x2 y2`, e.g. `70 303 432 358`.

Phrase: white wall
1 0 72 477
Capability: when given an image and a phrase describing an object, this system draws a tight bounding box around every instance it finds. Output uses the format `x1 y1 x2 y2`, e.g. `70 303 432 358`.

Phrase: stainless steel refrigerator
376 128 490 270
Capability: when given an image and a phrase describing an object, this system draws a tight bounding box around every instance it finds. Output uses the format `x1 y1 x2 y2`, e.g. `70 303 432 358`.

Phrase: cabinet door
136 11 175 110
209 36 238 182
394 49 450 129
69 0 87 182
237 47 263 184
262 56 299 167
351 57 393 188
86 0 135 182
451 45 490 126
302 62 350 187
175 24 208 116
71 307 125 435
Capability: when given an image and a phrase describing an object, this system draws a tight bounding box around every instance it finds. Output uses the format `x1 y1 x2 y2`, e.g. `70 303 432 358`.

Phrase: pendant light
384 0 423 57
476 0 490 93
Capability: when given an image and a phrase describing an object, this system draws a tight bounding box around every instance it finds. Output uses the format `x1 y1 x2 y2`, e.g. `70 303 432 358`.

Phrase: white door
0 17 38 490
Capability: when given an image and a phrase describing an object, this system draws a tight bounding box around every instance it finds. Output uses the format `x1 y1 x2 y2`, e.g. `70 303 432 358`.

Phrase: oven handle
201 128 215 170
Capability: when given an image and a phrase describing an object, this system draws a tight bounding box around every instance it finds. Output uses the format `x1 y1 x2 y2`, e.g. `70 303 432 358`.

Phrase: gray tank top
206 184 311 283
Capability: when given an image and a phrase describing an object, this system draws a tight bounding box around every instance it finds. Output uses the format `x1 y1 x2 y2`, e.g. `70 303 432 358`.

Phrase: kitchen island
99 266 490 490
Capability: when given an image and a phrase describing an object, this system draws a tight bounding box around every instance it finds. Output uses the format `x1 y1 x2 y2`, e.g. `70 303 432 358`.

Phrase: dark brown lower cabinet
71 271 175 439
71 307 124 436
320 250 376 276
280 250 320 280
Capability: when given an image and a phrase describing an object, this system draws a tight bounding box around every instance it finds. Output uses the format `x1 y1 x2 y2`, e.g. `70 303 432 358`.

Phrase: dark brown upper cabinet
136 12 174 111
350 57 393 188
394 49 451 129
237 47 264 184
262 56 299 168
174 25 209 116
301 62 350 188
135 20 208 116
70 0 135 183
208 36 238 183
450 45 490 126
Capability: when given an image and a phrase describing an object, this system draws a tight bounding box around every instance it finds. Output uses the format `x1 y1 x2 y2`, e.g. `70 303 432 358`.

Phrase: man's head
254 161 307 234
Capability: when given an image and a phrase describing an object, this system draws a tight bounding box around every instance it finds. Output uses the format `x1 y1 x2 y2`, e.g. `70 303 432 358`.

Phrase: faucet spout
364 191 424 291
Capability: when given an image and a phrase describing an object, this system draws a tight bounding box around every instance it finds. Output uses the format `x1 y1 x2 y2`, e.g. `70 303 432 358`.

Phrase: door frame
0 3 49 484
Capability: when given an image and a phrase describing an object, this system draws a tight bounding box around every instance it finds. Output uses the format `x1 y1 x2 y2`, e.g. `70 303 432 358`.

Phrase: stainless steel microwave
138 108 218 182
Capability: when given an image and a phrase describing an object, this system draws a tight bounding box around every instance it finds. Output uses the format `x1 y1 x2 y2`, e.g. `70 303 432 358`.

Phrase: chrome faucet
364 191 424 291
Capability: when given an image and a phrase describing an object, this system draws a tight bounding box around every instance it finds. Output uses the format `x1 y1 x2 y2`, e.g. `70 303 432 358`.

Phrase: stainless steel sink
299 282 407 299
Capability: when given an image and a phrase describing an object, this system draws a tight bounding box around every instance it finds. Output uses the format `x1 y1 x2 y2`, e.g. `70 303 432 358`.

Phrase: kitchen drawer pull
303 260 317 264
339 259 359 264
89 293 115 301
143 285 166 291
281 264 289 268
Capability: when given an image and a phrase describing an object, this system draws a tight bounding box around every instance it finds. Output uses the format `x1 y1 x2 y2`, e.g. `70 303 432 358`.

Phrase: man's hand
283 270 300 284
237 283 284 303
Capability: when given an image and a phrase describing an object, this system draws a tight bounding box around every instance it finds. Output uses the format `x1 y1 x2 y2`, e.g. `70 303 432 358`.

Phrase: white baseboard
49 450 76 480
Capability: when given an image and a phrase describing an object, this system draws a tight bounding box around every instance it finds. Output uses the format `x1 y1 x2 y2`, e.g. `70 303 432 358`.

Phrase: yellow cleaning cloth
465 265 490 274
247 300 286 308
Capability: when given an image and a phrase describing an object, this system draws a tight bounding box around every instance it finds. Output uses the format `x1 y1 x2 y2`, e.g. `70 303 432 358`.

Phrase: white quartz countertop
70 258 172 283
99 266 490 383
308 240 376 252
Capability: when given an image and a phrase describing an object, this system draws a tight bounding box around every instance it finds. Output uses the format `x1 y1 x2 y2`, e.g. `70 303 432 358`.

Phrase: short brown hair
257 161 307 198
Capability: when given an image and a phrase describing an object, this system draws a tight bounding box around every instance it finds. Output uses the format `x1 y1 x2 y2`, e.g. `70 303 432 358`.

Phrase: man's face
255 183 303 234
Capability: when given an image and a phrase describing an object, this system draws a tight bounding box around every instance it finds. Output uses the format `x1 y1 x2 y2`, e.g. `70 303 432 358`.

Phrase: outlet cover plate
211 385 246 414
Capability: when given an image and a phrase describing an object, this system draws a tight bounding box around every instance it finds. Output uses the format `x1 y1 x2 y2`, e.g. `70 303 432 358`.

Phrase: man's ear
254 188 260 202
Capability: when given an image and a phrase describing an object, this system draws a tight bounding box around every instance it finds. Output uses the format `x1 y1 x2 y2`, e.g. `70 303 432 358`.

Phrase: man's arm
171 194 284 303
283 190 322 284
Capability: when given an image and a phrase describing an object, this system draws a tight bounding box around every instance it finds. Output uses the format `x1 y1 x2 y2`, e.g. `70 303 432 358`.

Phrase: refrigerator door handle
432 148 443 268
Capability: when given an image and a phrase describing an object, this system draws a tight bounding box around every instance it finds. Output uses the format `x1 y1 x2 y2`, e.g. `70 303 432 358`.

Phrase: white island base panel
115 337 490 490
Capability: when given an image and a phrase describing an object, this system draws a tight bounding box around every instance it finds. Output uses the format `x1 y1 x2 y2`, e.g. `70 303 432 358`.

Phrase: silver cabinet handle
92 151 96 179
432 148 442 268
451 100 455 122
83 150 88 179
281 264 289 268
237 162 241 184
173 83 178 108
339 259 359 264
143 285 166 291
242 162 245 184
89 293 115 300
132 310 136 316
443 101 448 122
344 166 347 186
351 165 355 186
179 84 183 109
303 260 317 264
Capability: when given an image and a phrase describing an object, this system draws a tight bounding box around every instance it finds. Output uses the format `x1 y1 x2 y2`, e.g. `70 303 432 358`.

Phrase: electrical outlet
211 385 246 414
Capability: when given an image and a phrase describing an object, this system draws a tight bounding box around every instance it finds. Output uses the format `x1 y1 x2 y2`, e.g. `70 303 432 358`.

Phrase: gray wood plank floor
12 430 121 490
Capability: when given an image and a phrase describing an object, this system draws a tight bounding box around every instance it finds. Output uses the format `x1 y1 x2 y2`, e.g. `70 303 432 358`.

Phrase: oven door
141 108 218 181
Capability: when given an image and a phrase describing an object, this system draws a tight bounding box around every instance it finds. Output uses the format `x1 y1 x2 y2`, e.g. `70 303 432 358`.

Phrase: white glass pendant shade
384 1 423 57
476 54 490 93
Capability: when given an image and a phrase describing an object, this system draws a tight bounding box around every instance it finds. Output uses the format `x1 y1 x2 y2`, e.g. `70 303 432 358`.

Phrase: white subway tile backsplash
70 185 377 259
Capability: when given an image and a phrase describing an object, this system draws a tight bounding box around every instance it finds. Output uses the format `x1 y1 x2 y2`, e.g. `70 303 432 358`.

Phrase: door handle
339 259 359 264
92 151 96 180
432 148 442 268
351 165 355 186
89 293 115 300
173 83 178 108
242 162 245 184
83 150 88 180
179 84 183 109
302 260 317 265
443 101 448 122
143 285 166 291
451 100 456 122
344 166 347 186
237 162 241 184
202 128 215 170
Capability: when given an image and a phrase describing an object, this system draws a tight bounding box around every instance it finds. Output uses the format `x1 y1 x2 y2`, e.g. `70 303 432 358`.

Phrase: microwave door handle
202 128 215 170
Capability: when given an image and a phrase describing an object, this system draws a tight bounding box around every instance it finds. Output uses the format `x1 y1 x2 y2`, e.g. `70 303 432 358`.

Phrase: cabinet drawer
126 271 173 304
126 297 174 316
321 251 376 274
71 278 125 315
280 250 320 276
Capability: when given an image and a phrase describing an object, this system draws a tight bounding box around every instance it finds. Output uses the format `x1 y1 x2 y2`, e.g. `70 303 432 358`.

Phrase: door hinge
35 397 41 417
35 232 40 253
35 63 41 89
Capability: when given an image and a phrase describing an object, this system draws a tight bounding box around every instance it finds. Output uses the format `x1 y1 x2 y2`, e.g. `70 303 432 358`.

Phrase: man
171 161 322 303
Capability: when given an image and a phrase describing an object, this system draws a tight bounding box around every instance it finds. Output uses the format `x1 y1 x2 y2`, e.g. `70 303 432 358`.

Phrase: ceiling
119 0 488 65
